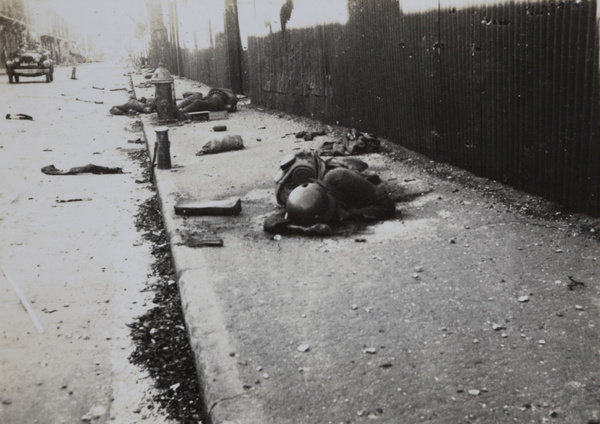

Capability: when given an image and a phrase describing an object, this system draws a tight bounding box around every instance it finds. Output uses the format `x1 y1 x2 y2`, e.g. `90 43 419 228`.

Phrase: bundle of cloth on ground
318 128 381 156
264 150 395 235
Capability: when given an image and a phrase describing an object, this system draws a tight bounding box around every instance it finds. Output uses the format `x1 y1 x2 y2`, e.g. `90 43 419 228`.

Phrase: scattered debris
6 113 33 120
319 128 381 156
567 276 585 290
180 236 224 248
263 211 332 236
295 130 326 141
362 347 377 354
185 110 228 121
56 198 92 203
212 125 227 132
129 195 207 423
518 296 529 303
76 98 103 104
297 344 310 352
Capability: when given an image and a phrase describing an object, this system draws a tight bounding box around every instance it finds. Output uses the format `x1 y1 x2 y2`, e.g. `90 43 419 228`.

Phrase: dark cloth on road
6 113 33 120
41 164 123 175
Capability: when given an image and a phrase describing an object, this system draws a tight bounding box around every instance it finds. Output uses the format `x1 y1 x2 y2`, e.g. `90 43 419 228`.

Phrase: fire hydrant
150 63 184 122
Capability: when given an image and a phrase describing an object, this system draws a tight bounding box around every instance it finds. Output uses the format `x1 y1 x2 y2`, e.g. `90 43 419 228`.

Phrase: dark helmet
285 182 337 226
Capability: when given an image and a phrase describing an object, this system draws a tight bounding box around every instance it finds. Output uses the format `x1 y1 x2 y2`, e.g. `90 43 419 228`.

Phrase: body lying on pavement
264 150 396 235
177 88 238 114
109 97 155 115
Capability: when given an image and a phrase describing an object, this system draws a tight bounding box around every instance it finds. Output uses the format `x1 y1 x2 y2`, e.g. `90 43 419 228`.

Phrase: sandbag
197 134 244 155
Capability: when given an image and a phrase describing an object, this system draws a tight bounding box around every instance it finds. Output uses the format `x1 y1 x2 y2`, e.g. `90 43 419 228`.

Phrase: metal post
154 126 171 169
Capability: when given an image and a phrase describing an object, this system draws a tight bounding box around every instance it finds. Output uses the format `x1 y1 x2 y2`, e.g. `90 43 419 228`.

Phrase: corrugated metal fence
165 0 600 217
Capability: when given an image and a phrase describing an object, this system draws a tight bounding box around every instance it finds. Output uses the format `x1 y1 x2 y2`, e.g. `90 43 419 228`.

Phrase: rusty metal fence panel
242 0 600 216
162 0 600 216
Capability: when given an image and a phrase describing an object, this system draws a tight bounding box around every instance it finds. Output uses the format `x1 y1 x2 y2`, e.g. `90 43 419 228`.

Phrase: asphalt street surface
0 63 173 424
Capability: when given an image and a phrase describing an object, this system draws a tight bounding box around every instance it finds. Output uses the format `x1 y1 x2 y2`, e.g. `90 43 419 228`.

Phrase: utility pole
146 0 168 68
224 0 243 93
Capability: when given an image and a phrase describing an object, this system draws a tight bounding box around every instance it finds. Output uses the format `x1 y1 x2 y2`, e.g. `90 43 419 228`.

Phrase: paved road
0 63 171 423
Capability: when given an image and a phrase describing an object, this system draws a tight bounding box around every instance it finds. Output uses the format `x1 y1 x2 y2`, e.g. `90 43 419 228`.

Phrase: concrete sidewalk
132 72 600 424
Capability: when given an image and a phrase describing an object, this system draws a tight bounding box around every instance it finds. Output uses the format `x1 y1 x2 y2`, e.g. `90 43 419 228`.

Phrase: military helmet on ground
285 182 337 226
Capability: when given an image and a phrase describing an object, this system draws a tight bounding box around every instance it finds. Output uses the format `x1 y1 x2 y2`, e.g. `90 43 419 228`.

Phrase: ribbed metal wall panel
166 0 600 216
242 0 600 216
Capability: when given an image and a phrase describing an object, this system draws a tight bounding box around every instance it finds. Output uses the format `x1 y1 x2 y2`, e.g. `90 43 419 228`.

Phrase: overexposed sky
25 0 545 58
49 0 145 33
27 0 148 57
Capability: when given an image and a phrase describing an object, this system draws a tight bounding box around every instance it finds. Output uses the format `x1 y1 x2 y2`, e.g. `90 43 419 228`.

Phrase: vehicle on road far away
6 50 54 83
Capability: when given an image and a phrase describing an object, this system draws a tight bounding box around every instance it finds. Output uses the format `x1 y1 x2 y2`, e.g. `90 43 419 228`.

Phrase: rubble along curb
138 119 267 424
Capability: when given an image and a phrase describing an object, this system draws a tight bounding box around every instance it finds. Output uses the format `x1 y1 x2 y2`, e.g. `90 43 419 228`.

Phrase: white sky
26 0 560 57
27 0 148 57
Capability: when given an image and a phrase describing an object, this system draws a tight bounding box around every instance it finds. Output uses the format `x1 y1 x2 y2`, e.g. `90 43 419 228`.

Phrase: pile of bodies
109 87 238 117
